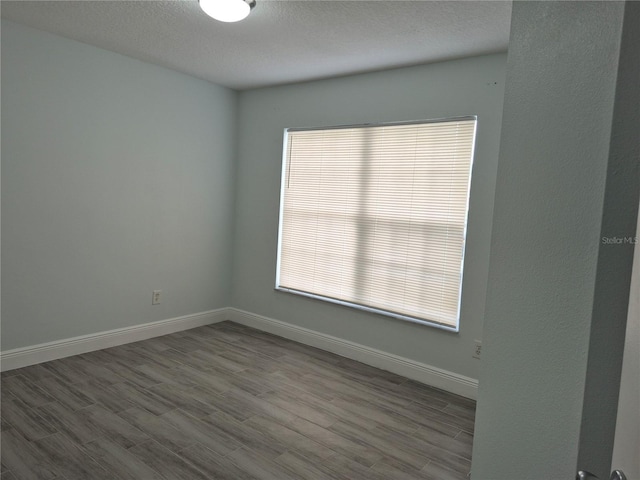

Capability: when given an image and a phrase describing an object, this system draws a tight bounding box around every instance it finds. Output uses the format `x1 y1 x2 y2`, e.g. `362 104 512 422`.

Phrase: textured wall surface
612 206 640 479
232 54 506 381
577 2 640 475
1 21 237 350
472 2 638 479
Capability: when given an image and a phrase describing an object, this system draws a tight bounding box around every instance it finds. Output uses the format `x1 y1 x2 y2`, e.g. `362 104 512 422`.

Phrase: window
276 117 477 331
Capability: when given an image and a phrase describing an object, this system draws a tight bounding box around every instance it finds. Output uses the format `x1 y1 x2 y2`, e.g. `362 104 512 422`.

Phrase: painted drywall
612 205 640 479
576 2 640 475
232 54 506 380
1 20 237 350
472 2 639 479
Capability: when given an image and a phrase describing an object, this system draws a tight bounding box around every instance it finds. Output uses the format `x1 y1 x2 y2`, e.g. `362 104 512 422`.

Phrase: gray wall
471 2 639 478
232 54 506 380
2 20 507 384
1 21 237 350
612 205 640 479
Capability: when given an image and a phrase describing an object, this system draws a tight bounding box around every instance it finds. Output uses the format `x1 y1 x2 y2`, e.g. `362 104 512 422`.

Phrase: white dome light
199 0 256 23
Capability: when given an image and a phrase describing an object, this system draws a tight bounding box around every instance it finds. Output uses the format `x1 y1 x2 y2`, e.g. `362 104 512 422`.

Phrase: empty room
1 1 638 479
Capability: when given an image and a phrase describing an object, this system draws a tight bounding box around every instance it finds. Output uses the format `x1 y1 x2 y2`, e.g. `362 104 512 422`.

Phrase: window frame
275 116 477 332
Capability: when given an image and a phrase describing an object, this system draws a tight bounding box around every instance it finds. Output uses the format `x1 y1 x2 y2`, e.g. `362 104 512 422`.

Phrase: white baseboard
1 307 478 399
0 309 229 372
227 308 478 399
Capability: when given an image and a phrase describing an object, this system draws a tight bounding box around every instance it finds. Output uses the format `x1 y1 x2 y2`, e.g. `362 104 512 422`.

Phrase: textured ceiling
1 0 512 90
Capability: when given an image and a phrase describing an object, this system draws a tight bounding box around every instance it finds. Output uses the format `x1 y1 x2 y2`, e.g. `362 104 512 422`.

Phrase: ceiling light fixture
199 0 256 23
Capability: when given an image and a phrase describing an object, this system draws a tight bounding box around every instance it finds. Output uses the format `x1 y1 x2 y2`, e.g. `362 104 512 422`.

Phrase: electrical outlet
473 340 482 359
152 290 162 305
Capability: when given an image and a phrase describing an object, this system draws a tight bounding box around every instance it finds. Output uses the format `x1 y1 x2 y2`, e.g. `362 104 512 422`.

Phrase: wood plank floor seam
1 321 475 480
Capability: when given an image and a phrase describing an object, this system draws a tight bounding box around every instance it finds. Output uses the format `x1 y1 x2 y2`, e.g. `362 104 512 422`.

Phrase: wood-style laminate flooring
1 321 475 480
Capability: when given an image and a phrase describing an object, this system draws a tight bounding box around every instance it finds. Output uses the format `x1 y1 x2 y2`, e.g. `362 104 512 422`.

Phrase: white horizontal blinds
278 118 476 328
